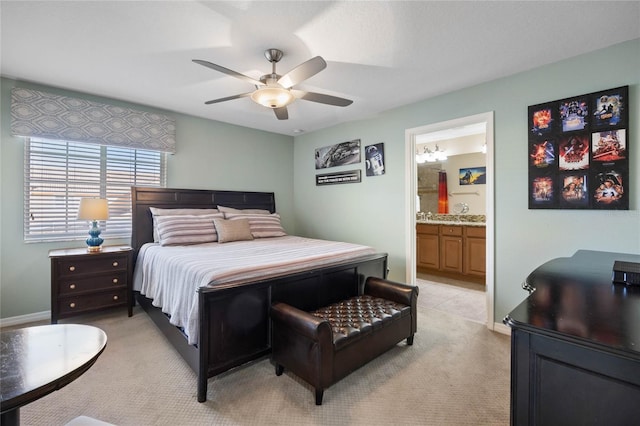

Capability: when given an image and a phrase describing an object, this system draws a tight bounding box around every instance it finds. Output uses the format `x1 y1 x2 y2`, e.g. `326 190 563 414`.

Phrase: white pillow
150 207 219 242
223 213 286 238
155 213 223 246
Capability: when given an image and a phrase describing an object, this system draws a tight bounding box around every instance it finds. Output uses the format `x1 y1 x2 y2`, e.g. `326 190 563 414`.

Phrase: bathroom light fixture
416 145 447 163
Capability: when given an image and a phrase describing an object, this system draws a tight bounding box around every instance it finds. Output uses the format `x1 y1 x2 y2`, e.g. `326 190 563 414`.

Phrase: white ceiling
2 1 639 136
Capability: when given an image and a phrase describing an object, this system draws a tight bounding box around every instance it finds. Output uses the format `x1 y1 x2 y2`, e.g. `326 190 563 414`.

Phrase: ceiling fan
193 48 353 120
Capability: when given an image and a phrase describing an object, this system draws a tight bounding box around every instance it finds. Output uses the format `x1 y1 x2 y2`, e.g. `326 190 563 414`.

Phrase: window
24 137 166 242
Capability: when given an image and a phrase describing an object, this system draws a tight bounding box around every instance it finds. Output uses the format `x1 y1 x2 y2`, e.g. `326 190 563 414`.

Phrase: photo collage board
528 86 629 209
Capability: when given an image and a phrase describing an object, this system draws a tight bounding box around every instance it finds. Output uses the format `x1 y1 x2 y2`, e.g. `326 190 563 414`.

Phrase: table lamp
77 198 109 252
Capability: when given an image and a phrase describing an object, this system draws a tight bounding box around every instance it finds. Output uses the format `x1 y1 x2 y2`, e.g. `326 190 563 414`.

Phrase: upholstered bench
271 276 418 405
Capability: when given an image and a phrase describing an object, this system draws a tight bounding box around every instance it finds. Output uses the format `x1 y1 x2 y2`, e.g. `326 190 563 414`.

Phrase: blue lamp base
86 220 104 252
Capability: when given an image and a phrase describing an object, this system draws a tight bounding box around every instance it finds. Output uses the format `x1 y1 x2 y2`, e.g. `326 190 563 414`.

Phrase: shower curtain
438 171 448 213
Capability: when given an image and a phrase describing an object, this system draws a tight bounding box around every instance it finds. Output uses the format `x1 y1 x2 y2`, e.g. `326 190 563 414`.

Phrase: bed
130 186 388 402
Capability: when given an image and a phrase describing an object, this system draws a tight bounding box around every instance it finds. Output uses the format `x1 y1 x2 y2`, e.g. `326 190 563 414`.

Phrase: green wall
1 39 638 324
0 78 294 319
292 38 640 323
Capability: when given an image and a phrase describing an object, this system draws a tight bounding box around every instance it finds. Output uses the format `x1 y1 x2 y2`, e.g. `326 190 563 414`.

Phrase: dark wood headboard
131 186 276 260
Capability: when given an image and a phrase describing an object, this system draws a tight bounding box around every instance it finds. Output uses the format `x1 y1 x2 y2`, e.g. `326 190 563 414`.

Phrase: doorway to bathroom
405 112 495 329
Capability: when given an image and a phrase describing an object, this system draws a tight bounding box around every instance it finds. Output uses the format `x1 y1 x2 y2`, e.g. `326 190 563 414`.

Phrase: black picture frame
316 169 361 186
528 86 628 210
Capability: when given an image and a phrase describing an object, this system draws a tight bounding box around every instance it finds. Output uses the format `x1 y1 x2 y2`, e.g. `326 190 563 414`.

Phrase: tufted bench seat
271 276 418 405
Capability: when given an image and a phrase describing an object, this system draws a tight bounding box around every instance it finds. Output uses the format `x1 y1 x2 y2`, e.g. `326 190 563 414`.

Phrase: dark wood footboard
136 252 387 402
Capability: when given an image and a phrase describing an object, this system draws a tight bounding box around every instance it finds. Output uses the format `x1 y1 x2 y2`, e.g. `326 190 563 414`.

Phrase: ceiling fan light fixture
250 86 294 109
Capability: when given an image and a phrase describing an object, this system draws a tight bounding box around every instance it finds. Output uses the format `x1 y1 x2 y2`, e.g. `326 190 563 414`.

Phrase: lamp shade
77 198 109 221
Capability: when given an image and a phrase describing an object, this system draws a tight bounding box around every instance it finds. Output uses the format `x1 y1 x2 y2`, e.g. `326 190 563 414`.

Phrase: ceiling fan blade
204 92 252 105
193 59 264 86
292 90 353 107
273 107 288 120
277 56 326 89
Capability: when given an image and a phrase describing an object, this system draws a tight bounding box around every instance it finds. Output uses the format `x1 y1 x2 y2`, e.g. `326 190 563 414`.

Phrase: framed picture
459 167 486 185
364 143 385 176
315 139 361 170
528 86 628 210
316 169 361 186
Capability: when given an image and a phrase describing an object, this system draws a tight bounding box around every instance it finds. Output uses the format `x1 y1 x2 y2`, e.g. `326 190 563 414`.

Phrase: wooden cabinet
464 226 486 276
505 251 640 424
50 246 132 323
416 223 485 282
416 224 439 269
439 225 463 273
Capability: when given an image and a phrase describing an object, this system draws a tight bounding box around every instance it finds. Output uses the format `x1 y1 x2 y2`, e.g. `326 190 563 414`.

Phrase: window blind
24 137 166 242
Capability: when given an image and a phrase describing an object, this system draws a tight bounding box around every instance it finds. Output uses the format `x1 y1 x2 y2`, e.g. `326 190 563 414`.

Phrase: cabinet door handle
69 266 76 272
113 295 119 301
112 261 119 267
69 284 76 290
69 302 76 308
112 278 118 284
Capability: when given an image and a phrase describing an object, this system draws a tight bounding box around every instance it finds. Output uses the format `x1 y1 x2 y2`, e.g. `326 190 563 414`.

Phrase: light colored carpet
19 302 510 425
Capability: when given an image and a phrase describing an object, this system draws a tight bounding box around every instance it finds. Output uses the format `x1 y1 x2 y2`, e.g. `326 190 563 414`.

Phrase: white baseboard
0 310 50 328
492 321 512 336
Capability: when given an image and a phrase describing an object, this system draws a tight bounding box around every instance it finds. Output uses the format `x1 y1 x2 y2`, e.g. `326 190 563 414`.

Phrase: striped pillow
223 213 287 238
217 205 271 215
155 213 223 246
150 207 219 242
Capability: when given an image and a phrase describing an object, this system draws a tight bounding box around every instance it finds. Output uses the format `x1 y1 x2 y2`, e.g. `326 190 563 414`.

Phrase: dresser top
505 250 640 357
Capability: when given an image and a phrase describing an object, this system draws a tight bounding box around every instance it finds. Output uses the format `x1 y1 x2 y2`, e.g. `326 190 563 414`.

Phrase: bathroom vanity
416 215 486 283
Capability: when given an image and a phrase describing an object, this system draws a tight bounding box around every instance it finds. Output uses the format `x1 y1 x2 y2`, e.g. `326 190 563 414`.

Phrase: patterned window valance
11 88 176 154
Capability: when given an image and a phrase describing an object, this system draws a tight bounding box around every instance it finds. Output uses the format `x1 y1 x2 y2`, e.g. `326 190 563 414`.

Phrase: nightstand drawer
57 288 127 316
58 272 128 295
56 256 128 277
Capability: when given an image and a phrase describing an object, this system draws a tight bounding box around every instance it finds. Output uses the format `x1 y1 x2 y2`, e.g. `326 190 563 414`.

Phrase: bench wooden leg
275 363 284 376
407 335 414 346
315 388 324 405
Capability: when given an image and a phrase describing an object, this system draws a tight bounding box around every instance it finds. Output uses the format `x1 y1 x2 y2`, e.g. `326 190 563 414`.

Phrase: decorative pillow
155 213 223 246
217 205 271 215
223 213 287 238
213 218 254 243
150 207 219 242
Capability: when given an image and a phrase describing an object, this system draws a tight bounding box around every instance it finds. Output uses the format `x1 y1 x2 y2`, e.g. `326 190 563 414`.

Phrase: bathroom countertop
416 220 486 227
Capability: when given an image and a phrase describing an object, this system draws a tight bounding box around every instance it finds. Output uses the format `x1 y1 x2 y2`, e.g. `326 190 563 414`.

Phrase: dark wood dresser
49 246 133 323
504 250 640 425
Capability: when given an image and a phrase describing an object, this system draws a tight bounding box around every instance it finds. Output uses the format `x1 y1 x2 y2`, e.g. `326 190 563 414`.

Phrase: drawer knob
69 266 76 272
112 278 118 284
113 295 119 301
69 284 76 290
69 302 76 308
112 261 119 267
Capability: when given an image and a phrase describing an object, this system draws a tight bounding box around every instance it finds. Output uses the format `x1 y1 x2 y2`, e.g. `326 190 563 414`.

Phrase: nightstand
49 246 133 323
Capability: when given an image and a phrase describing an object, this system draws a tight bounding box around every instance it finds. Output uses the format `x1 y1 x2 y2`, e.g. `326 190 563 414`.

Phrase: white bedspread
134 236 376 345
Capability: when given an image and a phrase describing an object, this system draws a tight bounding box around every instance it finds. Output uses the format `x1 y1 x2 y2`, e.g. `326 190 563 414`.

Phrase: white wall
0 77 294 319
292 39 640 321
